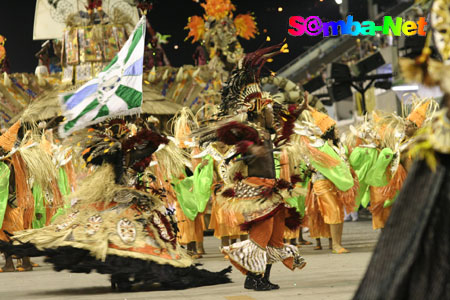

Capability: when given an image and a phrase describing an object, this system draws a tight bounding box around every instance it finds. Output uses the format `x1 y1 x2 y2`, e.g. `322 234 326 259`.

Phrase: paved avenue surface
0 219 379 300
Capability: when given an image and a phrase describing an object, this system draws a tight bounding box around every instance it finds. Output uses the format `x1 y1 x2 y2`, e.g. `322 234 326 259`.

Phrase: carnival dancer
170 108 208 258
192 44 307 291
293 108 358 254
0 121 35 272
0 119 231 291
193 140 248 251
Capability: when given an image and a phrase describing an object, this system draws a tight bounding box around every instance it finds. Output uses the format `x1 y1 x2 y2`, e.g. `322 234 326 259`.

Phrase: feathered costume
0 119 231 291
191 44 307 291
291 108 358 253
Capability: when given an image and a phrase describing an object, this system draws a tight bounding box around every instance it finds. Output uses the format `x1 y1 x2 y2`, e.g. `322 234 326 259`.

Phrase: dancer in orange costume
0 121 34 272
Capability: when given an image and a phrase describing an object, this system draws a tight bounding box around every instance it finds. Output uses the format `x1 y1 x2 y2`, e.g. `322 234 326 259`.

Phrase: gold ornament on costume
431 0 450 60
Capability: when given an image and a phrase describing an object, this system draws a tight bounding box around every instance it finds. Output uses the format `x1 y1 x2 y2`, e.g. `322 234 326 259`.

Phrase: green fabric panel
173 176 197 221
0 162 10 228
51 168 72 223
193 155 214 213
365 148 394 187
285 194 306 216
115 85 142 109
64 98 99 131
94 104 110 120
349 147 378 210
349 147 378 181
32 184 46 229
124 25 144 64
310 142 354 191
384 191 399 208
360 184 371 208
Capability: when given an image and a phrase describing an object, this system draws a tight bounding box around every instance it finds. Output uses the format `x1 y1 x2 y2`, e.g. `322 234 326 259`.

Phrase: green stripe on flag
95 105 110 120
102 56 118 72
64 99 99 132
124 25 143 64
115 85 142 109
63 93 74 103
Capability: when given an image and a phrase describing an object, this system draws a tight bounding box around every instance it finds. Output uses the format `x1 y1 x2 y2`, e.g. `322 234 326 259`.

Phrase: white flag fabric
59 16 146 138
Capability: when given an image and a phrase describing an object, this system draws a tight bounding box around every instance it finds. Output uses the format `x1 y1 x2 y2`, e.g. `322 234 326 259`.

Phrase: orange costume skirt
305 179 345 238
208 194 245 239
175 201 205 245
369 186 392 230
0 206 24 241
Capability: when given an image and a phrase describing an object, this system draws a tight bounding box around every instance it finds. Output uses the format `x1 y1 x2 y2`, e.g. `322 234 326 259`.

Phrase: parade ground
0 218 379 300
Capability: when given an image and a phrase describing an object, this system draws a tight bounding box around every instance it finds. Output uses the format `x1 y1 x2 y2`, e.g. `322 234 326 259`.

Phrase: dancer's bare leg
330 223 349 253
16 257 33 271
0 253 15 272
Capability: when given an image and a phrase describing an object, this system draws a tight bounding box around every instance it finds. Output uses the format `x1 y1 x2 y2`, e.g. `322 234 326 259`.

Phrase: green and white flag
59 16 146 138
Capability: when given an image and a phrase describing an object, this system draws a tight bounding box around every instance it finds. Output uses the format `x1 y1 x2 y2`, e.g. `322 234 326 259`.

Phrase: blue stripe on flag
65 84 99 109
124 59 143 76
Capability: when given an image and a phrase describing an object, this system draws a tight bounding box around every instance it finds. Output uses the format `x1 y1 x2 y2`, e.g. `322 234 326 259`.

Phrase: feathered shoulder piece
70 119 171 182
121 129 169 153
216 121 261 154
408 108 450 171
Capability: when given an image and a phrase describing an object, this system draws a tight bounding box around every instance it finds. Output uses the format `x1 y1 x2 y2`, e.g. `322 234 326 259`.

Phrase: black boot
263 264 280 290
244 272 271 291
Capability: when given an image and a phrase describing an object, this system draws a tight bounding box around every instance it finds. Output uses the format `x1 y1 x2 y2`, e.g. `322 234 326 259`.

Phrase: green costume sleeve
193 155 213 213
32 184 46 229
0 162 10 228
310 142 354 191
349 147 378 209
285 163 310 216
51 167 72 223
365 148 394 187
173 176 197 221
349 147 378 180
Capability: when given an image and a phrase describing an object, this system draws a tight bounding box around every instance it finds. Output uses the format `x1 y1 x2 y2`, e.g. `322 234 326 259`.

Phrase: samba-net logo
288 16 427 37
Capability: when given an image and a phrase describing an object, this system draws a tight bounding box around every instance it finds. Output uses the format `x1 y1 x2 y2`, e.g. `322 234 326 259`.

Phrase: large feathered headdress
218 43 286 116
185 0 257 43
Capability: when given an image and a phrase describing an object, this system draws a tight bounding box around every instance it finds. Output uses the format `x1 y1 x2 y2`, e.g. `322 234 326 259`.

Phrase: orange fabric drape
313 179 344 224
301 136 340 168
175 201 205 245
369 186 392 230
305 181 331 238
11 153 34 230
0 206 24 241
208 193 244 238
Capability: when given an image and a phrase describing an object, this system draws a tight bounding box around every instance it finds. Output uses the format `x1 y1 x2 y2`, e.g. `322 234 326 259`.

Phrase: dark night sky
1 0 399 74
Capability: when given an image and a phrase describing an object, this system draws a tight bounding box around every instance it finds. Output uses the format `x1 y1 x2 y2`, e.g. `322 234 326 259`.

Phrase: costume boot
244 272 271 291
262 264 280 289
